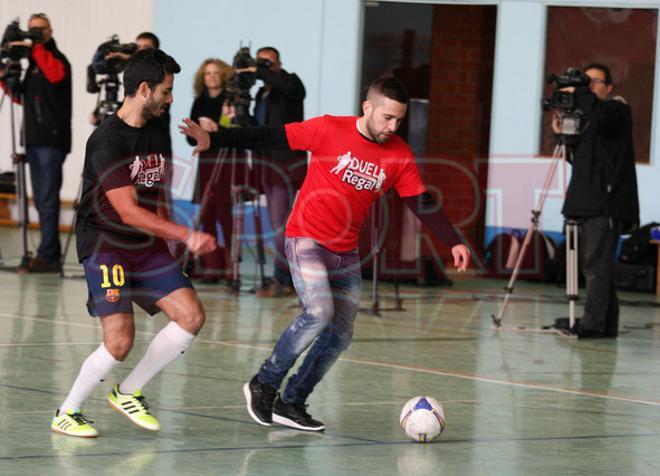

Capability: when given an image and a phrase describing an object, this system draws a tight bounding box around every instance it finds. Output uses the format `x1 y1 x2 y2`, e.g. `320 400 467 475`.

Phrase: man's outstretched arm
402 192 470 271
180 118 291 155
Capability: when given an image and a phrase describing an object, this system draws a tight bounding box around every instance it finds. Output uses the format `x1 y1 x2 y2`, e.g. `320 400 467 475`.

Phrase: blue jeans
27 146 65 262
258 237 362 404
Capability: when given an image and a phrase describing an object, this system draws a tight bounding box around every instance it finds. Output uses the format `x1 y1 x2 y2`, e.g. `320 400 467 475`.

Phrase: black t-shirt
76 114 171 261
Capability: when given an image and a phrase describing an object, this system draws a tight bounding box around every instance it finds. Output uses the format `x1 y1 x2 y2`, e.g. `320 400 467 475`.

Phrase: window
541 7 657 164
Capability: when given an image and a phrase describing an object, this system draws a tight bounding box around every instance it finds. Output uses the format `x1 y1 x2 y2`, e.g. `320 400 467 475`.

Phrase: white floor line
335 356 660 408
4 311 660 409
196 337 660 409
0 341 151 348
0 312 158 336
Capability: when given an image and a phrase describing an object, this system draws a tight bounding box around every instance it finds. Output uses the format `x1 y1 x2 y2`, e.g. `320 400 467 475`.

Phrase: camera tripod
91 74 122 123
360 195 405 317
183 146 267 295
490 140 579 337
0 87 33 272
59 177 84 278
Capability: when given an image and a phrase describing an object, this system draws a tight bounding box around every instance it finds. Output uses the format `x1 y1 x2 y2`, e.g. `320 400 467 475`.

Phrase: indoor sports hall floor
1 229 660 475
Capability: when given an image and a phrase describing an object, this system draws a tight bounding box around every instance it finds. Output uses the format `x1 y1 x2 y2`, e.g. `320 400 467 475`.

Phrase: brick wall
425 5 496 266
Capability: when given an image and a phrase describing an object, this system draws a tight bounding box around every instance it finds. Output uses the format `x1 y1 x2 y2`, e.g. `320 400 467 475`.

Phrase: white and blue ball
399 396 445 443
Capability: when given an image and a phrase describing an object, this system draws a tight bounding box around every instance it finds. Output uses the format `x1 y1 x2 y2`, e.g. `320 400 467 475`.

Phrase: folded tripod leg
565 219 579 331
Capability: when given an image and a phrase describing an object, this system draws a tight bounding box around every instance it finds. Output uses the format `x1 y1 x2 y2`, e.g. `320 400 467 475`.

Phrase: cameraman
90 33 169 136
554 63 640 339
1 13 71 273
239 47 306 297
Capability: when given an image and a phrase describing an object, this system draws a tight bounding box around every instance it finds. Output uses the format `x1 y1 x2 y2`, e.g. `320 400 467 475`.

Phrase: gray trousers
580 216 622 335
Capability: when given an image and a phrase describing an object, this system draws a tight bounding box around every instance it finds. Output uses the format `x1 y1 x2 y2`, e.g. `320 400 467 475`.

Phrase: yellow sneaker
51 409 98 438
107 384 160 431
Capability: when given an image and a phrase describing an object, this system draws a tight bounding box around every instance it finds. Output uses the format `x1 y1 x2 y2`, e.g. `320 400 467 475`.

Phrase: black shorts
82 250 193 317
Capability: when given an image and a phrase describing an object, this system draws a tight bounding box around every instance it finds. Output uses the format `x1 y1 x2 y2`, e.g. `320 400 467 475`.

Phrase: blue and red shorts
82 251 193 317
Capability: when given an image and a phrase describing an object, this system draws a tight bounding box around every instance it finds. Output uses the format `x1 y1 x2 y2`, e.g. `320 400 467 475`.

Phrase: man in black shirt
556 63 640 339
51 49 216 438
93 31 172 154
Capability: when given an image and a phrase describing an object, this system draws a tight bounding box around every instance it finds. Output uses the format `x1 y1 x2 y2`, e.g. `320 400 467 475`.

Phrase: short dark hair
368 76 409 104
29 12 50 24
123 48 180 97
257 46 280 61
583 62 612 85
136 32 160 49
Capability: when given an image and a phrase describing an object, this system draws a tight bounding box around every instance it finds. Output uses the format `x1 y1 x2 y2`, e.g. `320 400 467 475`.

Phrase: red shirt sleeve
284 115 328 151
31 43 67 84
394 149 426 198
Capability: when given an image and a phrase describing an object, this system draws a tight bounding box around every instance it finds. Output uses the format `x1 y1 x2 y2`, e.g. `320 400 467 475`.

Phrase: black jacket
187 89 233 204
254 65 307 187
186 89 227 151
562 88 639 231
22 39 72 153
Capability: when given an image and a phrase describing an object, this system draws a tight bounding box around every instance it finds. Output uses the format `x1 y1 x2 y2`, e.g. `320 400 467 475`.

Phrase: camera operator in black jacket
555 63 640 339
1 13 71 273
242 47 307 297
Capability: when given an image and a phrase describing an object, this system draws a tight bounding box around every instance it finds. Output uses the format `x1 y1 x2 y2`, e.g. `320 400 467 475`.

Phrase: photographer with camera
102 32 161 64
0 13 71 273
552 63 639 339
237 46 307 297
88 33 169 138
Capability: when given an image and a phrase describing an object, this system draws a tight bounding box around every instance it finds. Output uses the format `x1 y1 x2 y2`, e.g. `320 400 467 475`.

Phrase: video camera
0 19 42 61
87 35 136 124
225 46 272 126
225 46 257 126
543 68 590 112
543 67 590 138
0 19 43 91
89 35 136 76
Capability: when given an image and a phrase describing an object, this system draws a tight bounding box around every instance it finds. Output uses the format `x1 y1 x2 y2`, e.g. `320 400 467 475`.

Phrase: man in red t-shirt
181 76 470 431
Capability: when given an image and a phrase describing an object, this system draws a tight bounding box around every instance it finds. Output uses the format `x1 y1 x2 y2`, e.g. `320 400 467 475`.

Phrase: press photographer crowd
0 13 655 334
0 14 309 298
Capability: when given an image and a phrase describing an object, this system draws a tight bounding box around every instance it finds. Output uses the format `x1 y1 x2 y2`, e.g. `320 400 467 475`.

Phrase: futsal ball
399 396 445 443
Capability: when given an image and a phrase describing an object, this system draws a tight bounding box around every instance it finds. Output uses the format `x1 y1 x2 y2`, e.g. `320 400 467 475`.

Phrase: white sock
119 321 196 394
60 343 120 413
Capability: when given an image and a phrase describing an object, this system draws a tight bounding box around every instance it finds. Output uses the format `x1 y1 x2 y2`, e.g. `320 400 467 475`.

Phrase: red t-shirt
284 115 426 252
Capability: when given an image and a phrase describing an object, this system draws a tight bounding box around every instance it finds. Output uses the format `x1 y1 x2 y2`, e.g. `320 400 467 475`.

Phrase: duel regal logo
129 154 165 187
330 151 386 192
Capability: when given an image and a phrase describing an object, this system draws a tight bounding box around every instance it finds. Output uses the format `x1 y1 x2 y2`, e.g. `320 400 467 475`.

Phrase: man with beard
51 49 217 438
181 76 470 431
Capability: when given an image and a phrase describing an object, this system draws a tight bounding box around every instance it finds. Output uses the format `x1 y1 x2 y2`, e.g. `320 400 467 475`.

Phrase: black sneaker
243 375 277 426
272 396 325 432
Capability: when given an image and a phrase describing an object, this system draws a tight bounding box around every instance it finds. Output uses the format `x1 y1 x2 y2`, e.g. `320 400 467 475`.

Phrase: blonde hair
193 58 232 97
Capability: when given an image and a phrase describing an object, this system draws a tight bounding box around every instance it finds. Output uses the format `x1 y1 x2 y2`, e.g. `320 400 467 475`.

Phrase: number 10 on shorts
100 264 125 288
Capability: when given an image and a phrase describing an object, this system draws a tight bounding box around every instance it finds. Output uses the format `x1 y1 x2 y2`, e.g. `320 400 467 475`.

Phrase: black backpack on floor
619 222 659 266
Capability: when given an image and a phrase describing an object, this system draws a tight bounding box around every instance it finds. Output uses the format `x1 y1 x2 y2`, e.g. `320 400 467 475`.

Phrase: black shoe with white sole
272 396 325 432
243 375 277 426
